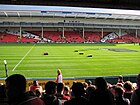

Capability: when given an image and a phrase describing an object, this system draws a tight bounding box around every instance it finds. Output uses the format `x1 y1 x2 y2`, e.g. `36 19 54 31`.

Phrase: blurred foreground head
45 81 57 95
5 74 26 102
72 82 85 97
95 77 107 90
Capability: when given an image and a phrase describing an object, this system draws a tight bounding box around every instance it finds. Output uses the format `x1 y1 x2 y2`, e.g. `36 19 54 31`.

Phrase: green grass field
0 43 140 78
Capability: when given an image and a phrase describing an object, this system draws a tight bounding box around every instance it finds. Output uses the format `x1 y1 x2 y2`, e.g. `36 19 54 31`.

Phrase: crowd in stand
0 73 140 105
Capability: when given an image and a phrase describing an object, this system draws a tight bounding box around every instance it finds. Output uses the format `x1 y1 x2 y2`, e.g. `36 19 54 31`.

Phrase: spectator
41 81 62 105
69 81 77 99
85 80 95 99
82 82 88 90
29 80 42 92
117 75 124 87
109 85 117 98
131 74 140 105
123 81 133 100
86 85 96 99
64 82 88 105
63 86 71 97
27 89 42 98
5 74 45 105
29 80 43 98
88 77 115 105
132 83 137 90
114 86 130 105
56 69 63 83
86 80 92 87
55 83 70 104
0 83 4 86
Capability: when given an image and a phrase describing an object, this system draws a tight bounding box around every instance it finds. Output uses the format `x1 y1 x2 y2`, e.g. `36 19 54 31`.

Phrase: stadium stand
0 33 18 43
64 31 85 43
43 31 62 42
0 31 41 43
1 30 140 43
106 33 140 43
85 32 102 42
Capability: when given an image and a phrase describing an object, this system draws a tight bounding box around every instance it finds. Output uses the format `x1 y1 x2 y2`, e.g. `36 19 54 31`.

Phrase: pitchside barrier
0 75 138 91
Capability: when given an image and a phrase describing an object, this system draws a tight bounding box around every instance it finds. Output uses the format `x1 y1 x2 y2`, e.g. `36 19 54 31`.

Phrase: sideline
12 44 36 71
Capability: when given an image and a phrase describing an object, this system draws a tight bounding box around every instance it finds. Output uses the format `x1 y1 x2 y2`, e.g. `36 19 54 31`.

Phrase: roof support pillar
136 29 138 38
101 28 104 38
62 27 65 37
41 27 44 39
83 27 85 39
119 29 121 36
19 26 22 38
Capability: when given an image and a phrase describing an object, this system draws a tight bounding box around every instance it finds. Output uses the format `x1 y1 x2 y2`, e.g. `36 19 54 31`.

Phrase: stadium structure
0 4 140 43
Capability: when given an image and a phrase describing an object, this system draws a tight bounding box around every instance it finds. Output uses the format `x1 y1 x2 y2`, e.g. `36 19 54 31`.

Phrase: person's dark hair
33 80 38 86
87 80 92 86
57 83 64 93
45 81 57 94
5 74 26 92
95 77 107 90
86 85 96 96
123 81 133 91
64 86 69 92
118 75 124 82
115 86 124 97
118 75 123 80
72 82 85 97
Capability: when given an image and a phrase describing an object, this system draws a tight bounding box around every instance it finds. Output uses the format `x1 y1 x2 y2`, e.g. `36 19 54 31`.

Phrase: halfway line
12 44 36 71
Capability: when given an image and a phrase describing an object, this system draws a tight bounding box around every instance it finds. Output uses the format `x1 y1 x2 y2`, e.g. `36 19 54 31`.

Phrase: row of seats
32 31 103 43
106 34 140 43
0 34 18 43
84 32 105 42
0 33 39 43
0 31 140 43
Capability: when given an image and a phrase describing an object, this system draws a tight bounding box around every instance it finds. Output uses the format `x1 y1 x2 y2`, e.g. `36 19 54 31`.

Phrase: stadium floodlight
4 60 8 77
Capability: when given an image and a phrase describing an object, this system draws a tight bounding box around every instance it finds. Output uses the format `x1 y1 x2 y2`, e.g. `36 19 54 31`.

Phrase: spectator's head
109 85 117 97
123 81 133 92
0 83 4 86
63 86 70 95
5 74 26 102
57 69 61 75
72 82 85 97
118 75 124 83
82 82 88 89
45 81 57 95
114 86 124 98
86 85 96 97
33 80 38 86
57 83 64 93
95 77 107 90
116 83 123 87
87 80 92 86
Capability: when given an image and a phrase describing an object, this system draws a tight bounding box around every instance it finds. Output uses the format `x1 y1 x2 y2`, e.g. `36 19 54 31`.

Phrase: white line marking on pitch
12 44 36 71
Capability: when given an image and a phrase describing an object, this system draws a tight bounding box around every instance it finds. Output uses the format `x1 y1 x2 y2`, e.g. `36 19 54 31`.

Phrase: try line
12 44 36 71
